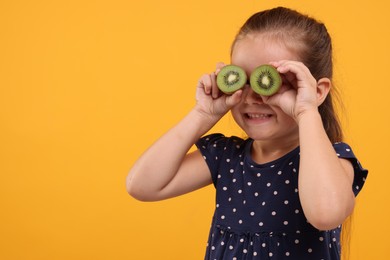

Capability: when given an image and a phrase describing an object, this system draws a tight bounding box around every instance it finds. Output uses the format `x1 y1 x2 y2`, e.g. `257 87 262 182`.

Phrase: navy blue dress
196 134 368 260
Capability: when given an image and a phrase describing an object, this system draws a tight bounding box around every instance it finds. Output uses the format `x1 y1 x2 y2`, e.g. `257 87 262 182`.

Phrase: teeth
247 113 270 119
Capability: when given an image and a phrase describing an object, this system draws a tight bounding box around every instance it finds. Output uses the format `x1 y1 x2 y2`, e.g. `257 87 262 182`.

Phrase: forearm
297 110 355 230
126 108 219 200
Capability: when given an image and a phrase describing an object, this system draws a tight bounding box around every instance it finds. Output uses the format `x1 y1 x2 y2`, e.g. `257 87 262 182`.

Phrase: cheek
230 106 247 129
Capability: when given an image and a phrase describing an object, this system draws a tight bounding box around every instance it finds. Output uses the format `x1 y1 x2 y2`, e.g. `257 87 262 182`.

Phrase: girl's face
230 33 301 145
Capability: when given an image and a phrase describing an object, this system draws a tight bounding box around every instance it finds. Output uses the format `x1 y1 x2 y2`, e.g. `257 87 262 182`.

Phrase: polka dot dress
196 134 368 260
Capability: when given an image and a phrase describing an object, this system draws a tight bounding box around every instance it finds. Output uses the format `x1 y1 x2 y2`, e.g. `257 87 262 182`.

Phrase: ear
316 78 331 106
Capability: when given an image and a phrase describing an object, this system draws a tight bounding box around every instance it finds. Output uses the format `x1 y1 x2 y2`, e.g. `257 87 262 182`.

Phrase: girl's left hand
264 60 323 122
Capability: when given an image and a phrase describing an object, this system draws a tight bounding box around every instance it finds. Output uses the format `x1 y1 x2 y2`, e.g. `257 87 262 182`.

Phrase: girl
127 7 368 259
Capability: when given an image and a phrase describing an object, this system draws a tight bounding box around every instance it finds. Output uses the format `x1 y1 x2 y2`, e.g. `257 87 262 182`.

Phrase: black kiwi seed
250 65 282 96
217 65 247 94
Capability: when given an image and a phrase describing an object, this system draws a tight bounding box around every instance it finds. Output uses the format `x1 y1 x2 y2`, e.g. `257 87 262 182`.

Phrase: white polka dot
283 221 289 225
230 169 234 173
250 212 255 216
308 248 313 253
232 178 236 183
221 241 225 246
277 171 282 175
217 174 221 179
238 189 242 194
272 211 276 216
259 222 264 226
221 215 225 219
243 249 247 253
262 201 266 206
240 238 244 243
229 245 234 250
269 252 273 257
284 200 289 204
295 209 300 214
273 191 278 195
262 243 266 247
239 219 243 224
253 252 257 256
233 208 236 212
226 158 230 162
247 182 252 186
211 246 215 250
285 180 290 184
267 183 271 187
319 236 324 241
286 252 290 256
223 187 227 191
257 173 261 177
254 192 259 197
295 239 299 244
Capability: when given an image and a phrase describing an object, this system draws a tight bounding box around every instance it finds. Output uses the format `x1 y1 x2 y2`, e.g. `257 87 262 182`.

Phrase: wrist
296 109 322 125
192 105 223 125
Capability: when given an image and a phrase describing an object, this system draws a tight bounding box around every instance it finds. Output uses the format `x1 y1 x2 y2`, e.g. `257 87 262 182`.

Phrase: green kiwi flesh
250 65 282 96
217 65 247 94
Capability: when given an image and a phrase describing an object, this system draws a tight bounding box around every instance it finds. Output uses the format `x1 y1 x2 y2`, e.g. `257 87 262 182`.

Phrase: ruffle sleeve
195 133 227 186
333 142 368 196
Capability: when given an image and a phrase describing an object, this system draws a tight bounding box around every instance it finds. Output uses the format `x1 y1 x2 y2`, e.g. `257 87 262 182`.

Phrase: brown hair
232 7 343 143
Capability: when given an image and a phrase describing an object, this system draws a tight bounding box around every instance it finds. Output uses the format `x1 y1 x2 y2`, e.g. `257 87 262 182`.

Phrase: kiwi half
217 65 247 94
250 65 282 96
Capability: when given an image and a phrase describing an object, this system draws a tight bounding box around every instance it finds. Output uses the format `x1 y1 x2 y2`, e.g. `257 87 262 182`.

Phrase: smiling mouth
246 113 272 119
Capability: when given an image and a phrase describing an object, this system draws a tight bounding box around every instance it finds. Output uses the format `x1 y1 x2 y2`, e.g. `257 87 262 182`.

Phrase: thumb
225 90 242 108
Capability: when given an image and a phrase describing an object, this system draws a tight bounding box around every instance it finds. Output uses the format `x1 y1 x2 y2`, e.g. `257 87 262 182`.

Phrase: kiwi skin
217 65 247 94
250 65 282 96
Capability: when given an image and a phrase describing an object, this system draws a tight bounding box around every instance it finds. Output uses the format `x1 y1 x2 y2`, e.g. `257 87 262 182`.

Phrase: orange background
0 0 388 259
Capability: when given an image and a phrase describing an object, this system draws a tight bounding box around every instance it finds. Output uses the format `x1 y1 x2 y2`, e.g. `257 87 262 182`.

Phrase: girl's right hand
195 62 243 120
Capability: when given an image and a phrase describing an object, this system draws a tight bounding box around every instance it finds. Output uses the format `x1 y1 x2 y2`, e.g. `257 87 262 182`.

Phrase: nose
243 84 265 104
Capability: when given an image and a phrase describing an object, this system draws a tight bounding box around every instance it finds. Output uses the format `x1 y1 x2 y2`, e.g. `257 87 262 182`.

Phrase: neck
250 137 299 164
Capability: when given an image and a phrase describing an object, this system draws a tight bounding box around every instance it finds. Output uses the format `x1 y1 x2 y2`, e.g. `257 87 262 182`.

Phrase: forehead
231 33 301 72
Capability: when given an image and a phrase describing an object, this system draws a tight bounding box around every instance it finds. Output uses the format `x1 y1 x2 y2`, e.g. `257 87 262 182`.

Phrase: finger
215 62 226 75
276 61 312 81
198 74 213 95
210 72 220 98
